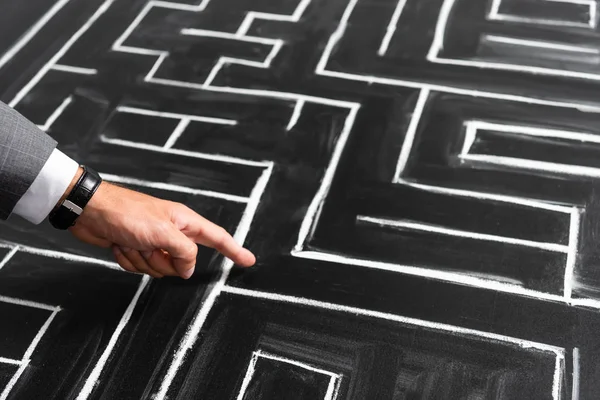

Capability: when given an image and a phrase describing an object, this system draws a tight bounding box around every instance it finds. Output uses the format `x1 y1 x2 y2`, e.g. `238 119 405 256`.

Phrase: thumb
159 227 198 279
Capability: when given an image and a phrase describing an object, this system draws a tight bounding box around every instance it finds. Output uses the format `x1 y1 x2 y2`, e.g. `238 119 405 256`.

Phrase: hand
67 177 256 279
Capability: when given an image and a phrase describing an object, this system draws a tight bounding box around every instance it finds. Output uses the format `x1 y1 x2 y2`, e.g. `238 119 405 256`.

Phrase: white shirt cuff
13 149 79 225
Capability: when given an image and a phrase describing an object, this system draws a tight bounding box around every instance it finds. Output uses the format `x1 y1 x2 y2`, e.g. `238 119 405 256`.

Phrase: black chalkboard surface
1 0 600 398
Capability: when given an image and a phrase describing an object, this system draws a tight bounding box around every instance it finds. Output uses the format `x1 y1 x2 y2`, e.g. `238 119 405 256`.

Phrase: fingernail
182 267 195 279
121 247 131 252
112 246 122 256
142 251 152 259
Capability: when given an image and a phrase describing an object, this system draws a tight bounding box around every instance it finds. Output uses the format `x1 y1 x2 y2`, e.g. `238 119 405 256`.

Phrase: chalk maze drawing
488 0 597 28
0 288 59 400
3 0 600 398
0 242 146 400
429 0 600 80
236 349 343 400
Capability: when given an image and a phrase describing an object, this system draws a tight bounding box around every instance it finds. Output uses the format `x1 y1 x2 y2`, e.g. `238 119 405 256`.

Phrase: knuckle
176 203 190 213
184 242 198 259
156 220 173 233
169 202 189 217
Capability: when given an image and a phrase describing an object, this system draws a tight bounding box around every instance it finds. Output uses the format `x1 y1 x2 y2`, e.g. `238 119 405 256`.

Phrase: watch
49 165 102 230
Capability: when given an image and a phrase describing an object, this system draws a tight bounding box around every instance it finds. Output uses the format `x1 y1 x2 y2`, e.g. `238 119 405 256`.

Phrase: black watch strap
49 166 102 230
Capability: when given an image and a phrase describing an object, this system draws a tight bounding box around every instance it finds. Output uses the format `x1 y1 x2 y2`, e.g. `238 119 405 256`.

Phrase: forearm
54 166 84 210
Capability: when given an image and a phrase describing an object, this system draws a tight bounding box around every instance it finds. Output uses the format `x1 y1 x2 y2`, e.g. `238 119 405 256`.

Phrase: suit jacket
0 101 56 220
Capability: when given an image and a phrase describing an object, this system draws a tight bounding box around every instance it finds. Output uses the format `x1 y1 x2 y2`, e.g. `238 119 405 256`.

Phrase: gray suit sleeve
0 101 57 220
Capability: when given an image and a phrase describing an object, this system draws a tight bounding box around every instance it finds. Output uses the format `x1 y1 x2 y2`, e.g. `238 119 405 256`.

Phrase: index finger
178 208 256 267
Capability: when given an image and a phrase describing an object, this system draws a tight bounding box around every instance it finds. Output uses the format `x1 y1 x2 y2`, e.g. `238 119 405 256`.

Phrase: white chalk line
393 88 429 182
488 0 502 18
461 122 478 155
489 14 593 28
0 358 22 366
553 351 565 400
180 28 281 46
154 164 273 400
484 35 599 55
462 120 600 150
222 285 565 400
324 376 341 400
563 209 581 300
286 99 304 131
324 375 341 400
0 246 19 271
430 0 600 81
357 215 569 253
0 294 58 313
100 173 249 203
51 64 98 75
572 347 580 400
489 0 596 29
22 308 61 361
0 0 71 72
255 350 341 378
378 0 408 56
116 105 237 126
235 351 259 400
76 275 150 400
0 241 120 271
316 67 600 113
431 56 600 82
291 249 600 310
37 96 73 131
427 0 457 61
0 361 29 400
400 180 573 213
99 135 270 168
315 0 355 73
163 118 190 149
235 349 342 400
151 76 357 108
461 154 600 178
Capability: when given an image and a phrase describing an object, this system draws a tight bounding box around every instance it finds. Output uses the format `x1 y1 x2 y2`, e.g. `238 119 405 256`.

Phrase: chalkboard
1 0 599 398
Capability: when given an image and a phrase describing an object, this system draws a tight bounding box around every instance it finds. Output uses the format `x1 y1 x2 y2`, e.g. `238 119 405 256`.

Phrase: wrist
77 181 110 222
55 166 84 210
49 165 103 230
